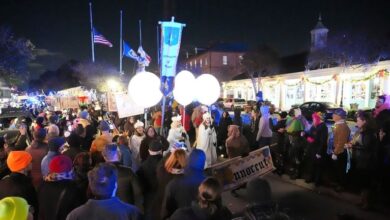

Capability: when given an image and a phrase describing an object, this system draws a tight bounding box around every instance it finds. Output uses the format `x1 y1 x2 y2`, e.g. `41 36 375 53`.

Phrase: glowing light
195 74 221 105
173 70 196 106
128 71 162 108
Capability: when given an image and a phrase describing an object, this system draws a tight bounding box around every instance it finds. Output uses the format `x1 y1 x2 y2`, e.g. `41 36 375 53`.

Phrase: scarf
45 170 74 182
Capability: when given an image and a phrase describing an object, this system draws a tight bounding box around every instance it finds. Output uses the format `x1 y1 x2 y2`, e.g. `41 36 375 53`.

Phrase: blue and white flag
123 41 139 61
159 19 185 77
137 46 151 66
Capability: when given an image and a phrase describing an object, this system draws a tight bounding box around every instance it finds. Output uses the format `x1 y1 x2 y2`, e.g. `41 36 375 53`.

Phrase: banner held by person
115 92 144 118
208 146 275 191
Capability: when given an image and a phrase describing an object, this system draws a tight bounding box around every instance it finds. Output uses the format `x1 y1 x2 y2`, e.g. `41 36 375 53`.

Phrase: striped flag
93 28 113 47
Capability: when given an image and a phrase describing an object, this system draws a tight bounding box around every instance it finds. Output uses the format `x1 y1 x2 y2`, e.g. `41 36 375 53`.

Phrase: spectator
3 125 29 151
102 143 143 211
196 113 217 168
63 132 83 162
46 114 60 139
41 137 66 178
25 128 48 189
331 109 351 192
170 177 232 220
217 111 232 156
256 105 273 148
270 111 288 174
0 197 34 220
137 140 164 220
304 112 328 186
233 108 243 133
124 116 136 137
346 111 377 209
373 95 390 129
38 155 83 220
75 110 96 151
129 120 146 171
140 126 169 162
242 178 289 220
73 152 92 200
161 149 206 219
152 109 163 135
117 135 132 167
66 163 141 220
0 151 38 217
226 125 250 159
167 116 191 154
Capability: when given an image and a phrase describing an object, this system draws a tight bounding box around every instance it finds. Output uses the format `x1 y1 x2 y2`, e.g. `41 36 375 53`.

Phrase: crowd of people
0 94 389 219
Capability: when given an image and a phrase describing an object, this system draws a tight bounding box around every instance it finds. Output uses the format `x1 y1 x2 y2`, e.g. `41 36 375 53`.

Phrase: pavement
222 173 390 220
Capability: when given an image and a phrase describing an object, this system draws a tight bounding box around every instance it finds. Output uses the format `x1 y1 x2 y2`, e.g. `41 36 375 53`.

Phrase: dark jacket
217 114 232 146
139 136 169 162
62 147 83 162
352 129 377 170
161 152 206 219
0 172 38 216
66 197 141 220
26 140 48 189
306 122 328 157
136 154 163 219
110 162 143 211
38 180 84 220
170 202 232 220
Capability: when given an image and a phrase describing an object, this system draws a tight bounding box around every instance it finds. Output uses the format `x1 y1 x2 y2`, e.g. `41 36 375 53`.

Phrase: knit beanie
0 197 29 220
49 155 73 173
6 151 32 172
246 178 272 204
79 110 89 120
48 137 66 152
88 163 117 198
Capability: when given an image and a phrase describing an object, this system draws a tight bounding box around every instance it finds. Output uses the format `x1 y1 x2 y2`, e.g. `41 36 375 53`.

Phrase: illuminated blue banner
159 18 185 77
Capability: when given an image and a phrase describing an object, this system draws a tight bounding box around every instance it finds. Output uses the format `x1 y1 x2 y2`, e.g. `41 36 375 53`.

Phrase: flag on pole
123 41 140 61
137 46 151 66
93 28 113 47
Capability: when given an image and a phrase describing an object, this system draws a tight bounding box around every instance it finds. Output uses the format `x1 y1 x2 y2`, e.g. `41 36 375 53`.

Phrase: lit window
223 56 228 65
200 59 203 67
190 61 192 68
205 59 208 65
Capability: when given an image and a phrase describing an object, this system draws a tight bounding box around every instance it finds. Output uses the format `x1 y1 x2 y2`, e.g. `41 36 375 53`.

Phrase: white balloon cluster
128 70 220 108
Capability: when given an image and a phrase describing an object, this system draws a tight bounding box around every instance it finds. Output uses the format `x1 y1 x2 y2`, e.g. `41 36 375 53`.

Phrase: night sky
1 0 389 76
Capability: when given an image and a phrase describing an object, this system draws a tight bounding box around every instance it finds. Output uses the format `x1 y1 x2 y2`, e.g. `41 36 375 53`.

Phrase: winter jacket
226 135 250 158
38 180 84 220
306 122 328 157
66 197 141 220
351 129 377 170
139 136 169 162
0 172 38 216
170 201 232 220
217 115 232 146
109 162 143 211
333 121 351 155
26 140 48 189
256 116 273 141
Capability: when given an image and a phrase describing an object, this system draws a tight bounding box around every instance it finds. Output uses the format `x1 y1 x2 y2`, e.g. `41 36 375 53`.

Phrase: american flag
93 28 113 47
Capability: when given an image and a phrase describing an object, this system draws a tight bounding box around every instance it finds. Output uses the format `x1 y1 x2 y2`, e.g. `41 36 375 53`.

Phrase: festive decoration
128 71 162 108
173 70 196 106
195 74 221 105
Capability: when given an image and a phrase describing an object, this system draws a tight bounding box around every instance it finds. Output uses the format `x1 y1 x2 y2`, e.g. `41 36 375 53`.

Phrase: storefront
221 60 390 110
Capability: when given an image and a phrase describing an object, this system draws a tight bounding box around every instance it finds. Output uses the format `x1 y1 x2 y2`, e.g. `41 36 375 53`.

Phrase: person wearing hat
137 140 164 219
0 197 33 220
38 155 83 220
139 126 169 162
102 144 143 211
167 115 191 154
331 108 351 192
25 128 49 189
3 125 28 151
303 112 328 186
41 137 66 178
196 112 217 168
129 120 145 171
97 120 114 143
66 163 141 220
0 151 38 218
46 114 60 140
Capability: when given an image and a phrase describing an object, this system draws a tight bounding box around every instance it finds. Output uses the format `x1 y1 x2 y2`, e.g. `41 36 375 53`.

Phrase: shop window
223 56 228 65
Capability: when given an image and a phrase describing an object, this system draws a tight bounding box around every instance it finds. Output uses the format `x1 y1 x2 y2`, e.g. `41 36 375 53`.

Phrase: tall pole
119 10 123 74
139 20 142 46
157 25 160 66
89 2 95 63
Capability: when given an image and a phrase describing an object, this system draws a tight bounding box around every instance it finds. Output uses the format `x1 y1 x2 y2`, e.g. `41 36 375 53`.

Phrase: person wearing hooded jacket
161 149 206 219
196 113 217 168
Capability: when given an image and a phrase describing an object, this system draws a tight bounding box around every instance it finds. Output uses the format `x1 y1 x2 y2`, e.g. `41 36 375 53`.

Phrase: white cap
171 115 182 122
134 120 144 128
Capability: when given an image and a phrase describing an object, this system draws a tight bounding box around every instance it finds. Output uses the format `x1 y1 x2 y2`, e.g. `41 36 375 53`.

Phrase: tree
240 45 280 97
307 31 390 71
0 26 35 87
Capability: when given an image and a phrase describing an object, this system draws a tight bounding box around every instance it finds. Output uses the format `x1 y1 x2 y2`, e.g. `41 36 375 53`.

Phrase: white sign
115 93 144 118
208 146 275 191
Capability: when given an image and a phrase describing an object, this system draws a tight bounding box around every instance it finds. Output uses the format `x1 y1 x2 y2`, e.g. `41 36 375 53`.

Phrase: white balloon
195 74 221 105
173 70 196 106
128 71 162 108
